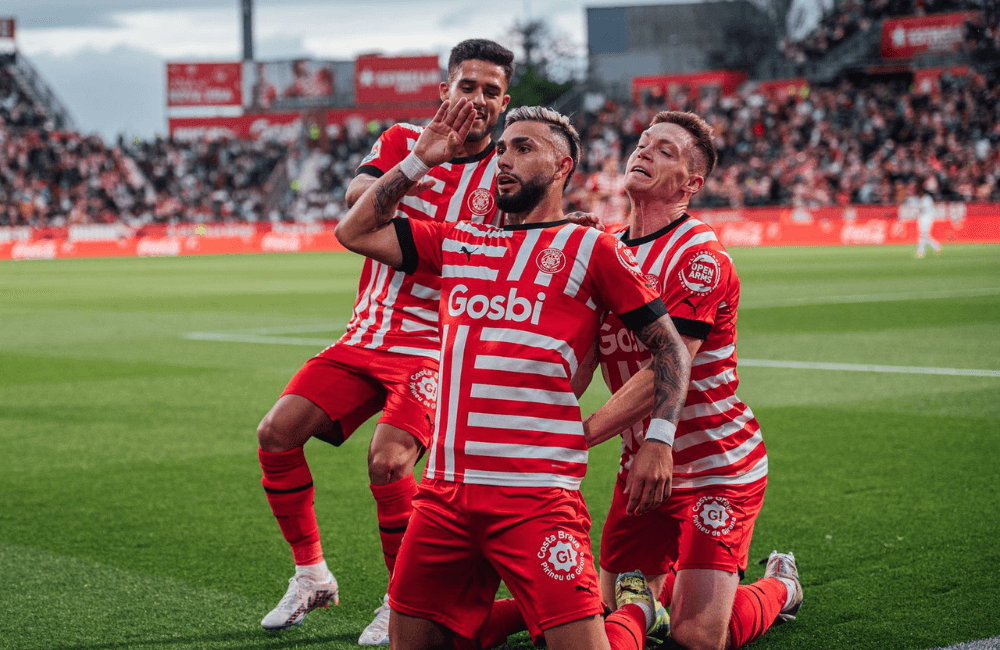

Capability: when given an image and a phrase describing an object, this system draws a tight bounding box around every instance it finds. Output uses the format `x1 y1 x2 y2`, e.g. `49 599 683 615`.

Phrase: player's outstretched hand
623 439 673 515
412 98 476 168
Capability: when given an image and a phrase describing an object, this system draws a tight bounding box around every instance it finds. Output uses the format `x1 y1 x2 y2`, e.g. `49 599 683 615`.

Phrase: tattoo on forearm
635 318 691 424
372 170 417 225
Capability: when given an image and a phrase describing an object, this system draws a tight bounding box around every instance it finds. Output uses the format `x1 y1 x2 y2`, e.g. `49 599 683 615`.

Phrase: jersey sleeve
394 217 444 276
591 233 667 331
356 124 412 178
661 246 734 339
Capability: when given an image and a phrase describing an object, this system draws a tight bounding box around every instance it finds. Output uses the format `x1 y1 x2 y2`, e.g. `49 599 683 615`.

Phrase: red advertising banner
355 55 441 106
4 205 999 261
880 12 976 59
912 65 973 94
0 17 15 39
168 105 439 142
633 70 747 105
747 78 810 100
166 62 243 107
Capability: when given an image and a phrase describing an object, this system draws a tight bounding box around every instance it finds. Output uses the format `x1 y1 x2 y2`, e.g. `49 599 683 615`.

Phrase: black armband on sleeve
620 298 668 331
356 165 384 179
393 219 419 274
671 316 711 340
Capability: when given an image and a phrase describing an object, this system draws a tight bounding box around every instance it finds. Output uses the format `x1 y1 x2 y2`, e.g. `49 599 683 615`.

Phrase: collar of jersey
621 213 691 246
504 218 571 231
449 140 496 165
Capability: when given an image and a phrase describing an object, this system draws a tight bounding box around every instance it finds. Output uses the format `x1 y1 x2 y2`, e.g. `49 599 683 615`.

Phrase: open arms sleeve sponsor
662 246 735 339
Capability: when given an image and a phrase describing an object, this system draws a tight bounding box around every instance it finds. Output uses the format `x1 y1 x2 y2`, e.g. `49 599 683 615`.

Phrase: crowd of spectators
2 35 999 228
565 67 1000 212
780 0 994 65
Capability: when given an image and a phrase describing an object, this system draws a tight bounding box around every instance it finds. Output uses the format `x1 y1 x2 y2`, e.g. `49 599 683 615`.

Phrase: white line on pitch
741 359 1000 377
184 332 332 346
743 287 1000 309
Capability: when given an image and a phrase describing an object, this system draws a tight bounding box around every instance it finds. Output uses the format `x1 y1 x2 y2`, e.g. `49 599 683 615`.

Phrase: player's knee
367 446 416 485
257 414 295 453
670 620 726 650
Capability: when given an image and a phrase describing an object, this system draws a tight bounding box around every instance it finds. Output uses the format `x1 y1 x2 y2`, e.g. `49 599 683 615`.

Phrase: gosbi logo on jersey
538 530 586 581
679 251 721 294
408 368 437 409
598 321 647 356
535 247 566 274
467 188 495 216
448 284 545 325
692 496 737 538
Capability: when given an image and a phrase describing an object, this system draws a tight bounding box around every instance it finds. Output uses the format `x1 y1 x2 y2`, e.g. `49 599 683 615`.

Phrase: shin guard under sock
370 474 417 578
605 604 647 650
727 578 787 649
259 447 323 566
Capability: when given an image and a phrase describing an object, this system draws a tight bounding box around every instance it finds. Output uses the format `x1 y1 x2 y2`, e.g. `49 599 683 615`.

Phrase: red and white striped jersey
601 215 767 490
398 218 666 490
338 123 503 358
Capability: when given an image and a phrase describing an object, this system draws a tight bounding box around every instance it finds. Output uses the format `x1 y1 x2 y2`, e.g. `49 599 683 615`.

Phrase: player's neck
506 193 566 226
629 198 688 238
455 136 492 159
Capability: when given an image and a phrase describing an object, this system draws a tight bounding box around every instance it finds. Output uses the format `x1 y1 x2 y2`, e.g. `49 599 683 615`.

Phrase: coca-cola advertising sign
355 55 441 106
167 62 243 107
880 12 976 59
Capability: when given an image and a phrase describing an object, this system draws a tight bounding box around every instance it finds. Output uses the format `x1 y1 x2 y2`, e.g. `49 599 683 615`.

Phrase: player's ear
556 155 574 185
500 94 511 112
685 174 704 195
439 81 450 103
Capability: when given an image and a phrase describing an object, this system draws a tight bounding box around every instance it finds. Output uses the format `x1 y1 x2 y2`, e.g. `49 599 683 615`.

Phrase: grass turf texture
1 245 998 650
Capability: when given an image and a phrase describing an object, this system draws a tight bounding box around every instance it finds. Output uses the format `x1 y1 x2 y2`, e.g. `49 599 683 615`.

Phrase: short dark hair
504 106 581 189
448 39 515 85
650 111 716 178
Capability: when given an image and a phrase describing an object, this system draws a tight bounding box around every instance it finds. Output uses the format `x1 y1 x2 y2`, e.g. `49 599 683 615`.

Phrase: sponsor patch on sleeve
360 140 382 165
678 251 721 294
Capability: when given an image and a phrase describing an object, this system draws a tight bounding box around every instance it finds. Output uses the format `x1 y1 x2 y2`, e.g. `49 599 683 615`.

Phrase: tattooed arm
584 313 691 515
335 98 475 266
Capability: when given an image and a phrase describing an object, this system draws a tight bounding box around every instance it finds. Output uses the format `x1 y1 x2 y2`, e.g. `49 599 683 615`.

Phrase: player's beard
496 172 550 215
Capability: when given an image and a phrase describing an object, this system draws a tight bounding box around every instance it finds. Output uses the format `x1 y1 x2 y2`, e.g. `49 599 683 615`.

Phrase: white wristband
398 152 431 181
645 418 676 447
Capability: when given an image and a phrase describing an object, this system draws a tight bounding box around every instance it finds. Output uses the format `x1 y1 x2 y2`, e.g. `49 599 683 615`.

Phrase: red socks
605 604 648 650
259 447 323 566
370 474 417 578
727 578 787 649
471 598 526 649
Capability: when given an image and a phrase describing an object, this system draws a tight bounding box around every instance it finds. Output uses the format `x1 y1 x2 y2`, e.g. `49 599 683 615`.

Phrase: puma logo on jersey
459 245 479 261
681 297 697 314
448 284 545 325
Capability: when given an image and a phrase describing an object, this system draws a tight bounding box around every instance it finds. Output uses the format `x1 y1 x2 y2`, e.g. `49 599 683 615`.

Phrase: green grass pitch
1 244 998 650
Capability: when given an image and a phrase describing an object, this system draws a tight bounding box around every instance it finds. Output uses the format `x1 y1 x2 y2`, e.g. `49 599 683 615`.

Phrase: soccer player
578 111 803 650
335 101 692 650
902 181 941 258
255 39 513 641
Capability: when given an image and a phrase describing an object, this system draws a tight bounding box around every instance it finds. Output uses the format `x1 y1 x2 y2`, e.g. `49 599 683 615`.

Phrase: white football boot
358 594 391 646
764 551 803 621
261 572 339 631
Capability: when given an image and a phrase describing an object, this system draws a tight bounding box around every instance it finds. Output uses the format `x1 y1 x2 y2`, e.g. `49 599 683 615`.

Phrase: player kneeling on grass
574 111 802 650
336 101 693 650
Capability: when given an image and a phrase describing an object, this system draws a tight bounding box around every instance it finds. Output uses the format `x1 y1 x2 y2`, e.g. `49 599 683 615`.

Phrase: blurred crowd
2 39 999 228
781 0 1000 65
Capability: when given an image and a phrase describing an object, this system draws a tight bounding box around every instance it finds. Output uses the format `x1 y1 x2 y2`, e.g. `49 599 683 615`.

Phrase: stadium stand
1 6 998 228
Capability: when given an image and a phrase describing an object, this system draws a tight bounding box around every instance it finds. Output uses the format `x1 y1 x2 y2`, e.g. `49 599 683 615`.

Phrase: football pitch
1 244 998 650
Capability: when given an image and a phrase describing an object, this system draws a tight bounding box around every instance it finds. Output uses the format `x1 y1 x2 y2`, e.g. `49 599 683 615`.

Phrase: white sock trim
777 577 797 611
295 559 330 579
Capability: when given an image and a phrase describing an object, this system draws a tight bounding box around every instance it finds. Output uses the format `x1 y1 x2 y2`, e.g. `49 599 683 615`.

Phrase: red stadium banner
748 78 810 100
880 12 976 59
168 105 439 141
632 70 747 105
0 17 15 40
912 65 973 94
166 62 243 107
354 55 442 106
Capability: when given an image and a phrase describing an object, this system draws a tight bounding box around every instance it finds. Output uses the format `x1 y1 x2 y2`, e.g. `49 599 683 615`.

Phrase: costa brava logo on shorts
679 251 721 294
692 496 737 538
467 188 495 216
408 369 437 409
535 247 566 274
448 284 545 325
538 531 586 581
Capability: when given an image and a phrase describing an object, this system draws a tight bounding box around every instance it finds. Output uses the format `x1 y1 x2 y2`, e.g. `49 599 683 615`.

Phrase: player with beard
576 111 802 650
335 102 692 650
256 39 513 644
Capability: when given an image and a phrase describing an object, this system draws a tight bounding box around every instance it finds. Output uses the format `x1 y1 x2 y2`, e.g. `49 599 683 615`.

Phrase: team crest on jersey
614 239 646 280
408 369 438 409
535 248 566 274
679 251 721 294
467 188 495 216
360 140 382 165
644 273 662 294
692 496 737 538
538 530 586 581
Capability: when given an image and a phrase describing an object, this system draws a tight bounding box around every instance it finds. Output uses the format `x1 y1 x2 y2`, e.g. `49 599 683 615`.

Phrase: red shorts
600 476 767 579
389 480 604 642
281 344 437 447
